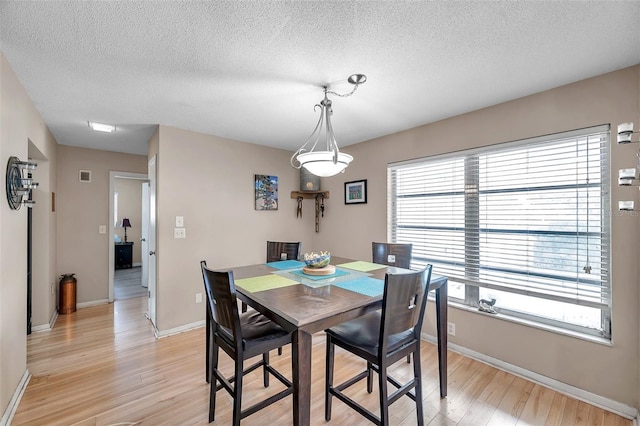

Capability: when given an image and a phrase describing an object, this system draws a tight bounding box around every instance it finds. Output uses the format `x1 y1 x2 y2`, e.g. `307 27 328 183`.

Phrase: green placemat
337 261 388 272
235 274 298 293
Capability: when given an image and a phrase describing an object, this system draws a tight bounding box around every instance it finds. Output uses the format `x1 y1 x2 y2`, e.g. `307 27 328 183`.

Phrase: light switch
176 216 184 227
99 225 106 234
174 228 186 239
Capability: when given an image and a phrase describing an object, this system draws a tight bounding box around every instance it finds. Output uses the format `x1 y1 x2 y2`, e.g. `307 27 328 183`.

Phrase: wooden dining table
213 256 448 426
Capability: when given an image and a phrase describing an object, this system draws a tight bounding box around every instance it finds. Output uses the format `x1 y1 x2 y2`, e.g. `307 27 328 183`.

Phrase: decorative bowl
303 251 331 268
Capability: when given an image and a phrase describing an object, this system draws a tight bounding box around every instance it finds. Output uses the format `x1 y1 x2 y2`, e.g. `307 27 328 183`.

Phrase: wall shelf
290 190 330 200
290 191 330 232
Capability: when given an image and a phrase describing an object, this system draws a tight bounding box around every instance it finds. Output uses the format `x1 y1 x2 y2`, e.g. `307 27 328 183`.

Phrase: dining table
210 256 448 426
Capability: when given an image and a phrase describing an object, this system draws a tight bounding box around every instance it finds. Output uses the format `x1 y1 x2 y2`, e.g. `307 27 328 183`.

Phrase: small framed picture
255 174 278 210
344 179 367 205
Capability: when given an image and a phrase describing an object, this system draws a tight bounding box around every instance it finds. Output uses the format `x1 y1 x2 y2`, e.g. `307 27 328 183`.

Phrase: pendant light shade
297 151 353 177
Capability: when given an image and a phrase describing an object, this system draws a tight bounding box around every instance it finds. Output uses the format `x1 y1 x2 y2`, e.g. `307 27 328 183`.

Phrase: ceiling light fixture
291 74 367 177
88 121 116 133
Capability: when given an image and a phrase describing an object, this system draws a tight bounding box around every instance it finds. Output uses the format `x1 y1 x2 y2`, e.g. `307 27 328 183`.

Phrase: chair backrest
379 265 432 353
200 261 242 348
267 241 302 262
372 242 412 269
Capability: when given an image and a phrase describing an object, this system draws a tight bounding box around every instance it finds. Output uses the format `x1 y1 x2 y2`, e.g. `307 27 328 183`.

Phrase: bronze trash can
59 273 77 314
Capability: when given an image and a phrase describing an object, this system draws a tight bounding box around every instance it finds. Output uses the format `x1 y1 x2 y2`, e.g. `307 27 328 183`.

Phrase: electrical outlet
196 293 202 303
98 225 106 234
176 216 184 227
447 322 456 336
174 228 186 239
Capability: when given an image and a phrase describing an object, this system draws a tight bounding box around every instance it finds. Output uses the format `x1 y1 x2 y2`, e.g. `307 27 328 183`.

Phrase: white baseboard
0 370 30 426
76 299 109 309
421 333 638 421
31 323 50 332
31 309 58 332
132 262 142 267
155 320 205 338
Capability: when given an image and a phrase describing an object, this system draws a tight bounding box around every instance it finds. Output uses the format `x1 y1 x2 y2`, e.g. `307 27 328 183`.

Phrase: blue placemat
334 277 384 297
289 268 350 281
265 260 306 270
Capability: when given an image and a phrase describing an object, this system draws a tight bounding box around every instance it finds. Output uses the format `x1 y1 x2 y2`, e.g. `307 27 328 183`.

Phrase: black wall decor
6 156 38 210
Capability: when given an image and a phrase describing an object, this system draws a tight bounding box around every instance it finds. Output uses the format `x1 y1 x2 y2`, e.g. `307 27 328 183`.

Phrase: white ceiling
1 1 639 156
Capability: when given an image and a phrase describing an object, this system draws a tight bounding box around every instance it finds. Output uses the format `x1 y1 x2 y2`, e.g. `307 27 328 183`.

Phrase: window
388 125 611 338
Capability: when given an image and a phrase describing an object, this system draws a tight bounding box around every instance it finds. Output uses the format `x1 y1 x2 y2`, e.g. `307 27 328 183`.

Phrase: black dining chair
266 240 302 263
372 242 414 363
372 242 413 269
325 265 432 426
201 261 293 425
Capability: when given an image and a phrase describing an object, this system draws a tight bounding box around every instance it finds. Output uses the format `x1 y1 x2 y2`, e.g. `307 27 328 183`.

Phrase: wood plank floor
114 266 147 300
13 297 632 425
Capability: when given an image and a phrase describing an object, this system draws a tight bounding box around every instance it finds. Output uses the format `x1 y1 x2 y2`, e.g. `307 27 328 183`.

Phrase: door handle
149 251 156 256
140 238 146 242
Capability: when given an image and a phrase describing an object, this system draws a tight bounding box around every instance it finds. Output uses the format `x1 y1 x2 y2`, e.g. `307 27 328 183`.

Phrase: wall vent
79 170 91 183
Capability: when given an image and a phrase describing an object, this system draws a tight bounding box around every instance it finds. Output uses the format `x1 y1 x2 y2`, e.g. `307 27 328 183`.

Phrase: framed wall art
344 179 367 205
255 174 278 210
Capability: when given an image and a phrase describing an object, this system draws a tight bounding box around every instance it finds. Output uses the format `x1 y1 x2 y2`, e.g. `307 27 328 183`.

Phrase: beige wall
56 145 147 303
0 52 57 418
29 141 57 329
114 178 145 263
315 65 640 407
154 125 316 331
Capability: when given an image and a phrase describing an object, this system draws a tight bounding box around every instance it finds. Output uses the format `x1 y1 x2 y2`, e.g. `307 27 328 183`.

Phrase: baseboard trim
31 309 58 332
31 323 50 332
421 333 638 420
76 299 109 309
49 309 58 329
155 320 205 339
0 369 30 426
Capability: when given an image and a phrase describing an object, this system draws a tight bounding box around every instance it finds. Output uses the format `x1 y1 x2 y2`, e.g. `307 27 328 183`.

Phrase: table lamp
121 218 131 242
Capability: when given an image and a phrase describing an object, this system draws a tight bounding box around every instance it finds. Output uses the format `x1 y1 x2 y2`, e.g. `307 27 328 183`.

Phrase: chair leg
366 361 373 394
209 343 219 422
207 335 214 384
406 353 411 364
379 363 390 426
278 346 283 355
241 302 248 313
413 348 424 426
325 335 335 421
205 310 211 383
232 357 243 426
263 352 270 387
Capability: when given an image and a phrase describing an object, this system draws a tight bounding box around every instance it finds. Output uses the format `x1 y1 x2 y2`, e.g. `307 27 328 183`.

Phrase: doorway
108 172 148 303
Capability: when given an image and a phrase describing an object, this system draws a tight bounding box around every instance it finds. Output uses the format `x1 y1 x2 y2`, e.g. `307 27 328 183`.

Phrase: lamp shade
297 151 353 177
121 218 131 228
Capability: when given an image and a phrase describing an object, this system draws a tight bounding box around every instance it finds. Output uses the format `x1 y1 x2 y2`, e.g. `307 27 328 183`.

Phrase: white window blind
388 125 610 330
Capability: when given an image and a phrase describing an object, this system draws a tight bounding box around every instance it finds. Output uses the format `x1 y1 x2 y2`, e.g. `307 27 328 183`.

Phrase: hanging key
296 196 303 218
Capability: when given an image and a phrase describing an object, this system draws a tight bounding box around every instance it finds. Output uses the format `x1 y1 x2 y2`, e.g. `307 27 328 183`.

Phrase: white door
148 155 157 326
141 182 149 288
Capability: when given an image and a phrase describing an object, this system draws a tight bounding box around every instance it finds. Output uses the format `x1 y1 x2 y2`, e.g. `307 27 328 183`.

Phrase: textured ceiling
1 1 639 156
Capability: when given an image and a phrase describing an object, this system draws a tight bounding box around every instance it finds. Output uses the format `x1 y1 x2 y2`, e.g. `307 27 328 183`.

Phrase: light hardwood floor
13 297 632 425
114 266 147 300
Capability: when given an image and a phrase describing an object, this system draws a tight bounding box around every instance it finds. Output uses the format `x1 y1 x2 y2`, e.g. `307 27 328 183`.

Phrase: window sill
441 298 612 347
